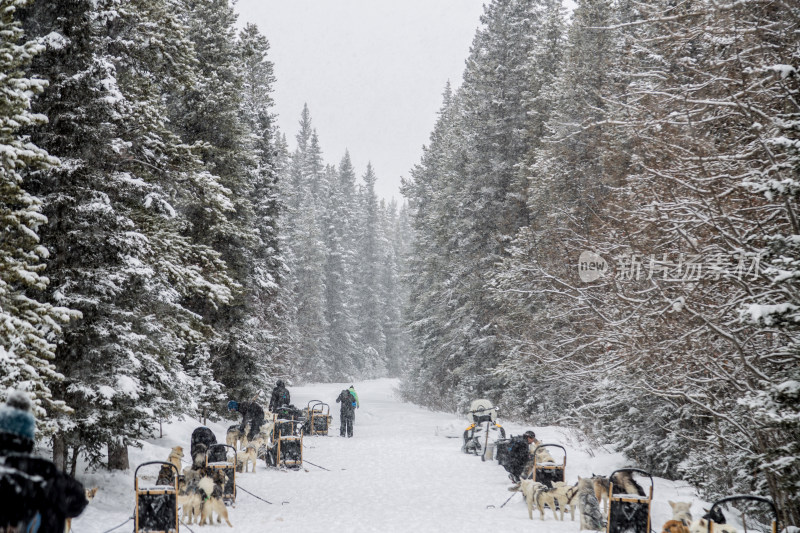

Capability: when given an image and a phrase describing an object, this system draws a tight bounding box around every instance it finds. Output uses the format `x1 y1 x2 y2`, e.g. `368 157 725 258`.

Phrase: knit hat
227 400 239 411
0 390 36 453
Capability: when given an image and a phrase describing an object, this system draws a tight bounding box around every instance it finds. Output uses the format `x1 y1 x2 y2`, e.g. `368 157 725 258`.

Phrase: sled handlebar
133 461 179 494
468 405 498 413
134 461 179 479
608 467 654 500
708 495 777 533
532 443 567 462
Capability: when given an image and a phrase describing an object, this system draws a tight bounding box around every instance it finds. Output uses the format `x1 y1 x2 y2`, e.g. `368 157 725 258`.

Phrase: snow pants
340 412 354 437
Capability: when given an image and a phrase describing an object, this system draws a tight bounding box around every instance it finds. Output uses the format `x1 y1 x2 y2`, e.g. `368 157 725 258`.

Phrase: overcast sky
234 0 487 201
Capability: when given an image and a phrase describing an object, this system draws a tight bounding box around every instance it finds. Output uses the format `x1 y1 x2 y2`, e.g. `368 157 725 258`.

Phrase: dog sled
461 399 506 461
605 468 653 533
272 404 305 440
302 400 332 436
266 425 303 469
134 461 179 533
205 444 236 505
700 495 778 533
530 443 566 488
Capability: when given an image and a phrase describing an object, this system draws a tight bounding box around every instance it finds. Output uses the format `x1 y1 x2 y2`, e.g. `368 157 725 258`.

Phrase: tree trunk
107 438 129 470
52 433 67 471
69 445 80 477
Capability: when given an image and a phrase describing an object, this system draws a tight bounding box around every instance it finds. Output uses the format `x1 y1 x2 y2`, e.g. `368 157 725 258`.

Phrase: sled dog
570 477 606 531
198 476 232 527
669 500 693 525
688 518 737 533
532 439 556 463
168 445 184 471
661 519 690 533
239 445 257 472
226 424 244 449
509 479 559 520
66 487 98 533
551 481 578 521
177 475 202 524
611 470 646 496
590 474 610 513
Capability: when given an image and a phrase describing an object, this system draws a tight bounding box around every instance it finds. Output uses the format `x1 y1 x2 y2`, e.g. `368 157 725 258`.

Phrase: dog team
507 447 740 532
153 381 300 527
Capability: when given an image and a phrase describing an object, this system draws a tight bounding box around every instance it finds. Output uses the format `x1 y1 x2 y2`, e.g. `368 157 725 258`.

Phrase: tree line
0 0 409 473
401 0 799 523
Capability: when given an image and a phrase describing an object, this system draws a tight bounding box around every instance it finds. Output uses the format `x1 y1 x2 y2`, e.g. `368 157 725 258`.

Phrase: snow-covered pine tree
0 0 79 430
236 22 290 388
322 162 358 380
353 163 387 377
403 0 544 410
171 0 274 402
21 0 237 469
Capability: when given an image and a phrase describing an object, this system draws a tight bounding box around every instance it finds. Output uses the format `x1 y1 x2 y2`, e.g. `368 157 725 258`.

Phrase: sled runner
605 468 653 533
702 495 778 533
461 399 505 461
302 400 332 436
134 461 179 533
531 443 566 487
205 444 236 504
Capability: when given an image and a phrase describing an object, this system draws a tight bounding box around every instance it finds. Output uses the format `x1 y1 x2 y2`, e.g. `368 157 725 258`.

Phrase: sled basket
303 400 332 436
273 429 303 468
205 444 236 504
704 495 778 533
134 461 179 533
531 444 566 488
606 468 653 533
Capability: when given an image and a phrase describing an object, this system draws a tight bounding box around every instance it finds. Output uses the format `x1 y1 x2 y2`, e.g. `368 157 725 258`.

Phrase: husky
611 470 646 496
198 476 232 527
661 519 690 533
532 439 556 463
571 477 606 531
177 475 202 524
591 474 610 513
66 487 98 532
688 508 738 533
688 518 737 533
669 500 693 525
509 479 559 520
226 424 244 449
551 481 578 521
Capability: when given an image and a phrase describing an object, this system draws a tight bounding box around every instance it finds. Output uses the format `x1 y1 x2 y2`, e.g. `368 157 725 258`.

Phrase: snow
69 379 704 532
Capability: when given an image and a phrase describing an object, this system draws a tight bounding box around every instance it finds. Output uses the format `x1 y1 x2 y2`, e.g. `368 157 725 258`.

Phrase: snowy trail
72 379 701 533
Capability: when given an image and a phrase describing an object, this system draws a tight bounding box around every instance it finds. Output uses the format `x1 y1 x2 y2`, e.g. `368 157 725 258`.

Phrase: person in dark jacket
503 430 536 483
228 400 265 442
268 380 291 412
0 390 87 533
335 386 358 438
